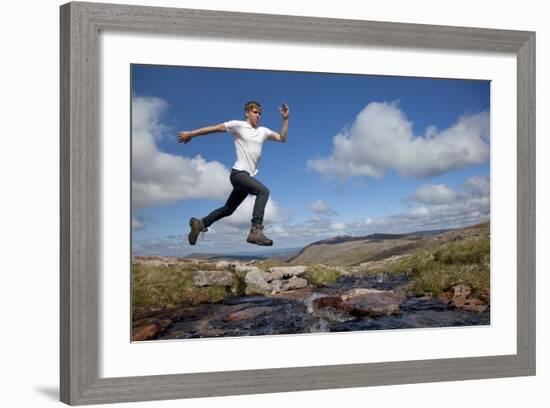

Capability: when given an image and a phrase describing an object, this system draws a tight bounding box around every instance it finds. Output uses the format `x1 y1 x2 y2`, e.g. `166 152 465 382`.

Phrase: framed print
60 1 535 405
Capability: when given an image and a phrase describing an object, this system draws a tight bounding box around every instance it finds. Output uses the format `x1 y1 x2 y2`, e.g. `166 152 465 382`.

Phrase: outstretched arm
178 123 226 144
270 103 290 142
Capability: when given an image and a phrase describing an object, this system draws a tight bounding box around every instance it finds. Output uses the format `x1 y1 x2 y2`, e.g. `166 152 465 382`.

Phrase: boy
178 101 290 246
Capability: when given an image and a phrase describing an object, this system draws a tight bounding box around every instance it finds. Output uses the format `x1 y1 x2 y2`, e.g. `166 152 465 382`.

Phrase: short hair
244 101 262 114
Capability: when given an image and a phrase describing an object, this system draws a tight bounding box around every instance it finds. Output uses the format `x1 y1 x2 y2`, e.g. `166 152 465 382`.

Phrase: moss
201 285 228 303
303 264 341 286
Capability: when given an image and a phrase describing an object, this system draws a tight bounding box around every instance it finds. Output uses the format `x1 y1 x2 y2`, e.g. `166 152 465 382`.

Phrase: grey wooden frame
60 1 536 405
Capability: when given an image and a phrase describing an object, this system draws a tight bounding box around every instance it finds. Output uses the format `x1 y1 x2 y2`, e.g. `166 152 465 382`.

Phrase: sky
131 64 490 256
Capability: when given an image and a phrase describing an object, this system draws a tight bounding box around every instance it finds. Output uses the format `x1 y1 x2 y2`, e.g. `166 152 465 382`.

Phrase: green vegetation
132 262 230 310
303 264 341 286
378 236 490 298
433 238 490 265
255 258 286 270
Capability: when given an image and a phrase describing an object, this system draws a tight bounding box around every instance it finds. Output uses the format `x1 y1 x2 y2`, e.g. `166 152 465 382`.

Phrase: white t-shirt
224 120 280 176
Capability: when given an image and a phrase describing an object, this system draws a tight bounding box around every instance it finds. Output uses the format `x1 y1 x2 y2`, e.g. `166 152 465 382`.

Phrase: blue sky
131 64 490 256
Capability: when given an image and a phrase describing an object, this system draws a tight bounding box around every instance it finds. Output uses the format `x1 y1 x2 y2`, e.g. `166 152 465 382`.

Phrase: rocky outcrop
266 266 306 278
244 270 272 295
132 318 173 341
215 260 236 269
244 267 309 295
439 284 488 314
192 270 233 287
312 287 406 318
132 308 185 341
282 276 308 291
234 264 259 273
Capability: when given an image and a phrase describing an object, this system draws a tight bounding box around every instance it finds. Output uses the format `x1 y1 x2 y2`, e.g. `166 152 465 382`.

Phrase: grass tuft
373 236 490 298
132 262 230 310
303 264 341 286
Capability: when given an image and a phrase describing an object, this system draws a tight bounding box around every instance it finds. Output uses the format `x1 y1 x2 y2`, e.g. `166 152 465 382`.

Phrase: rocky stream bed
132 265 490 341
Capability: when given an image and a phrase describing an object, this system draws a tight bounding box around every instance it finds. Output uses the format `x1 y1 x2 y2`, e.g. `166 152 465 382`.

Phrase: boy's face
245 107 261 128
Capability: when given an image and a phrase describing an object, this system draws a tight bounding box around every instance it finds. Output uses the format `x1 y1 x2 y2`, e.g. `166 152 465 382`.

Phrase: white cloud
214 196 293 229
132 96 231 208
464 175 490 197
134 172 491 256
308 199 338 215
355 175 490 232
132 216 145 230
307 102 489 181
331 223 347 232
410 184 459 205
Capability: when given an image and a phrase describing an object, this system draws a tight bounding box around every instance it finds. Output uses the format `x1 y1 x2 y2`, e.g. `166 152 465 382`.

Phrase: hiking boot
188 217 207 245
246 224 273 246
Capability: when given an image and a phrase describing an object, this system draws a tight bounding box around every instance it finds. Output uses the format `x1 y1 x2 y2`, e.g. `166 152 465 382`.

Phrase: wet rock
132 323 159 341
341 288 405 317
313 288 405 318
329 273 409 292
440 284 488 314
313 295 349 312
271 286 313 301
132 318 173 341
226 306 272 322
193 270 233 287
401 296 449 311
460 298 488 314
157 296 321 339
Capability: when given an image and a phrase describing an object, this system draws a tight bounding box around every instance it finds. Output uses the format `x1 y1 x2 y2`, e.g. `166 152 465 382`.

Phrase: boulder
192 270 233 287
215 260 236 269
267 266 306 278
132 318 173 341
132 323 159 341
245 268 310 295
313 288 405 318
271 286 313 301
281 276 308 292
452 284 472 298
341 288 404 317
440 284 488 314
244 270 271 295
234 264 260 273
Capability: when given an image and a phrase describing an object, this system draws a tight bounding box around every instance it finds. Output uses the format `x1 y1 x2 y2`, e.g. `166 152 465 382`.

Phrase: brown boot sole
246 237 273 246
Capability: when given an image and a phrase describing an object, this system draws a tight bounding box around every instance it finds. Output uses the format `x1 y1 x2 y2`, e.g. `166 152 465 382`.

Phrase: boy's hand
178 131 192 144
279 103 290 120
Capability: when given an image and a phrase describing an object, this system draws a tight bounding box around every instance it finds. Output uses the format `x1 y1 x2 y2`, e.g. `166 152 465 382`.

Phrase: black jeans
202 169 270 228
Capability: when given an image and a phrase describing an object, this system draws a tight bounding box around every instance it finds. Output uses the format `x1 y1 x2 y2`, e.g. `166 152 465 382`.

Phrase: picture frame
60 1 535 405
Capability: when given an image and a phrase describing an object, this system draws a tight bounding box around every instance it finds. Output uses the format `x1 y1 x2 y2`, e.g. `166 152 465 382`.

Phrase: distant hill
181 223 489 266
184 247 301 262
286 223 488 266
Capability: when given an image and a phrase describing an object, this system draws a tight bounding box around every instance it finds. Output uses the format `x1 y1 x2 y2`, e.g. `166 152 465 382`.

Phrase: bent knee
259 186 270 197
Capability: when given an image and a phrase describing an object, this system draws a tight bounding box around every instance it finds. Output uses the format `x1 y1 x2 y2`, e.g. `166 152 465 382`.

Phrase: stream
155 273 490 340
